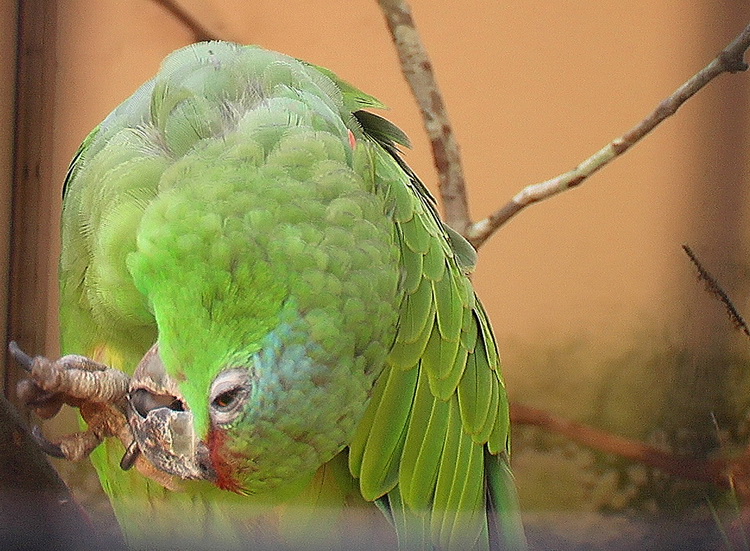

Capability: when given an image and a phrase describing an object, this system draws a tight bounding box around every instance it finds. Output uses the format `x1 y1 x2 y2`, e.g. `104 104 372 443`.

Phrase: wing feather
348 361 390 475
387 306 435 370
447 438 485 550
457 349 494 436
399 277 436 344
358 366 418 501
432 272 463 341
429 396 463 544
422 242 447 282
476 373 500 444
347 111 526 550
399 368 449 510
429 344 469 401
422 322 461 381
401 214 433 254
401 243 425 294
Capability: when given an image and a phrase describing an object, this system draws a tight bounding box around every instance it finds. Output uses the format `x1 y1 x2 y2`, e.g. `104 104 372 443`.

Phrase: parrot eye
213 388 244 410
210 368 252 425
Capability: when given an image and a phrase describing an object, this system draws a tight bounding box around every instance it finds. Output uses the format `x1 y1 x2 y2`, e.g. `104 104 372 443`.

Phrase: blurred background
2 1 750 549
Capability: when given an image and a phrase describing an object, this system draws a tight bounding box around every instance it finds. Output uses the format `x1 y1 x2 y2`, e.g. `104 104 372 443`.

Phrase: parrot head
120 148 401 497
125 295 382 496
124 231 398 496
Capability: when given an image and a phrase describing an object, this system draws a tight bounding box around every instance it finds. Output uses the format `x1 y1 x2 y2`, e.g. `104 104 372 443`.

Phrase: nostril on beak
129 388 185 418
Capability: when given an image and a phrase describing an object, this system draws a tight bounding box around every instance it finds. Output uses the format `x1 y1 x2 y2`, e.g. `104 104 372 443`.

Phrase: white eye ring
210 368 252 426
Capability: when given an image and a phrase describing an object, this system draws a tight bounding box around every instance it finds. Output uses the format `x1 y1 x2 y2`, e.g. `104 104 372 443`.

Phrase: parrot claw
10 342 136 464
11 344 186 488
30 425 66 458
10 342 131 413
9 341 33 371
16 378 66 419
31 424 104 462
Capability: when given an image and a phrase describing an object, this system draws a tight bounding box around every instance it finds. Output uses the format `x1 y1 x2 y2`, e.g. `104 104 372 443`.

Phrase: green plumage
59 42 525 550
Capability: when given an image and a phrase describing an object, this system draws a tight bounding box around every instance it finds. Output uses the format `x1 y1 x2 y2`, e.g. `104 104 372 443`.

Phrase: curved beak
127 344 216 482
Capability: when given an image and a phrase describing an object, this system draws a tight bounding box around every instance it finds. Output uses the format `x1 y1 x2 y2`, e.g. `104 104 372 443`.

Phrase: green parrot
48 42 525 550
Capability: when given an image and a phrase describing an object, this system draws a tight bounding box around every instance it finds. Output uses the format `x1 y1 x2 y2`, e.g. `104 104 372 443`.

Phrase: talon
120 440 141 471
16 379 65 419
31 396 65 420
26 391 61 408
31 425 66 458
9 341 33 372
19 381 55 406
17 378 45 404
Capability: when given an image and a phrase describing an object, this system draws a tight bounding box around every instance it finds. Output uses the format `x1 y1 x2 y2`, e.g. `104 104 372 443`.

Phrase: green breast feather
58 42 526 550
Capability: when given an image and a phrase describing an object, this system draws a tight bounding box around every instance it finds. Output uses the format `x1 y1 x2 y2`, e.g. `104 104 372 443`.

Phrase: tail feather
486 450 528 551
388 484 431 551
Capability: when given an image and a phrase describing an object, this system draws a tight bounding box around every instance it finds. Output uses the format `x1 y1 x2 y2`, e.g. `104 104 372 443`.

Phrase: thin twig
467 22 750 248
150 0 219 42
682 244 750 338
376 0 471 234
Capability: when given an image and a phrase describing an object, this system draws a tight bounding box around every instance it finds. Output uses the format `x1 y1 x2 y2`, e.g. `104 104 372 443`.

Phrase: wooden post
0 0 18 394
4 0 59 407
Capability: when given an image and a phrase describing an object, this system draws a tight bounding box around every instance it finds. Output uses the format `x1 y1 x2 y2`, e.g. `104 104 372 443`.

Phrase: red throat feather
207 428 244 493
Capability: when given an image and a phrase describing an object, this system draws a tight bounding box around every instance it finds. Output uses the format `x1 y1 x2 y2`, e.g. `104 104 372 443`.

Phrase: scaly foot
10 341 133 463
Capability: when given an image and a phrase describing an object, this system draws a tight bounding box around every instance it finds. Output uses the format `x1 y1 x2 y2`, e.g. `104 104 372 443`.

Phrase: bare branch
511 403 738 493
682 244 750 338
468 22 750 248
376 0 471 234
150 0 219 42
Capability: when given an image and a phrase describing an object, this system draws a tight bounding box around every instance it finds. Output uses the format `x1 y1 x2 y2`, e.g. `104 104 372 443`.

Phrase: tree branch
511 403 750 498
379 0 750 248
467 22 750 248
376 0 471 234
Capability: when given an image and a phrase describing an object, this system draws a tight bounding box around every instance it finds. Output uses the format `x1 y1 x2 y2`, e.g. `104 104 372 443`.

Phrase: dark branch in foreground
0 393 122 549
